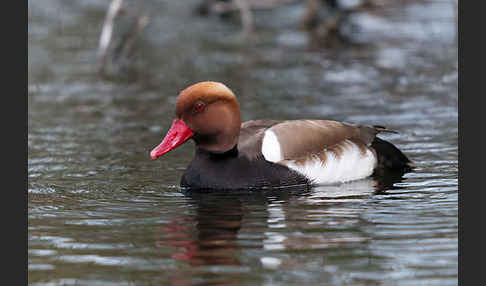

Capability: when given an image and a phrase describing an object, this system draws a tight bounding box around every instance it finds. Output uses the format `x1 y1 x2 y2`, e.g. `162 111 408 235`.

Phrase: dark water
28 1 458 285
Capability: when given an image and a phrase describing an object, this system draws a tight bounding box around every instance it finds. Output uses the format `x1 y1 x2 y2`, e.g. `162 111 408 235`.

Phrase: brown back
238 119 383 161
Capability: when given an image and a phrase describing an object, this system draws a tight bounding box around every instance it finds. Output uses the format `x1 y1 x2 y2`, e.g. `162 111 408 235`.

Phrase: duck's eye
194 102 205 112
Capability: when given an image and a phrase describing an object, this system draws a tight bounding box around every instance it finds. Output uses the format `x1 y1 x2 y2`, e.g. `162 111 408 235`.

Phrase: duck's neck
193 130 239 153
196 144 238 159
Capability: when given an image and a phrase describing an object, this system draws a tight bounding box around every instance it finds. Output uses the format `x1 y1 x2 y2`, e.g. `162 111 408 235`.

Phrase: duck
150 81 412 190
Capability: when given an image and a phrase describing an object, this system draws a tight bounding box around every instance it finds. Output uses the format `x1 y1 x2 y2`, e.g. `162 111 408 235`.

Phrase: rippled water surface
28 0 458 285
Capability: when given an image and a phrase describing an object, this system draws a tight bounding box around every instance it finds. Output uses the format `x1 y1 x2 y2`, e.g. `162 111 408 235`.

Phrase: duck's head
150 81 241 160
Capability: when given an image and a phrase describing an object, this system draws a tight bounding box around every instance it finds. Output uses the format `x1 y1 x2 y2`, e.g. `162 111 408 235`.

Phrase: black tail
371 137 413 171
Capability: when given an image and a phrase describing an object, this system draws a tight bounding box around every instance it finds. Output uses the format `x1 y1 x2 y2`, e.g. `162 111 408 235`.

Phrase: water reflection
159 193 247 286
156 173 405 285
160 195 243 267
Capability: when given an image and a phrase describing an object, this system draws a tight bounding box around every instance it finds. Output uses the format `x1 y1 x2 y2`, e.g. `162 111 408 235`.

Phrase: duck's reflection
157 170 409 285
160 193 245 267
160 191 283 286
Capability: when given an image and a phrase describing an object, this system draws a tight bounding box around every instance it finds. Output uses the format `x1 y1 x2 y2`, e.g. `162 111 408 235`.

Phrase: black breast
180 146 310 190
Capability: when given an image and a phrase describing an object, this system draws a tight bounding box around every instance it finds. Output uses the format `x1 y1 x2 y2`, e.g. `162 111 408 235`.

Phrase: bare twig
97 0 150 76
97 0 124 74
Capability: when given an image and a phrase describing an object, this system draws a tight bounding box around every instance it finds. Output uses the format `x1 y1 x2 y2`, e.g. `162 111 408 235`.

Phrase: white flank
261 130 282 162
283 140 377 185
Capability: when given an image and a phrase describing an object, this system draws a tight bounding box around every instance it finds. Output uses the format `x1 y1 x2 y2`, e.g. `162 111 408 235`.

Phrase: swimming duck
150 81 412 190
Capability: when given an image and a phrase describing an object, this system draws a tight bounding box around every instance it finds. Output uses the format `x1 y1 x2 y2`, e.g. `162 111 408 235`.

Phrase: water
28 0 458 285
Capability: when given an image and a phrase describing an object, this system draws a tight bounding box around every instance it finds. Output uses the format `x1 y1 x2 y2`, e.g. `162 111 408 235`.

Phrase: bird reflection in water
156 169 408 285
162 195 243 266
157 193 248 286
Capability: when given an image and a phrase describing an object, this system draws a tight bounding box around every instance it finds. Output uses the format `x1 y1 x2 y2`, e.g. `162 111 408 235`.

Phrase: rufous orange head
150 81 241 159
